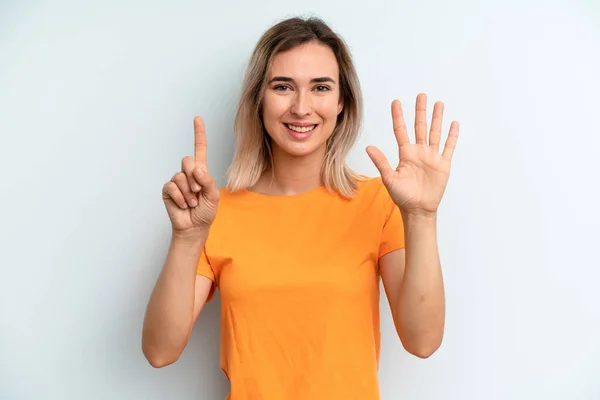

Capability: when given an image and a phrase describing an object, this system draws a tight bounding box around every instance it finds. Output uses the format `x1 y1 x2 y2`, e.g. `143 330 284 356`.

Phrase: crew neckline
241 184 329 201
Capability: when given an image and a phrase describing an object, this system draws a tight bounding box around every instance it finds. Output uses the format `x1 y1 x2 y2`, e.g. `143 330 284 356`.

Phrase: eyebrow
267 76 337 85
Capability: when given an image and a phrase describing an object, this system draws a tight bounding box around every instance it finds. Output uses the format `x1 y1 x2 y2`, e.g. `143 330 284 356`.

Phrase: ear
337 101 344 115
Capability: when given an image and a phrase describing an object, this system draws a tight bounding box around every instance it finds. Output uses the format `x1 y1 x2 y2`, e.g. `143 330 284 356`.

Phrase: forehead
268 42 339 81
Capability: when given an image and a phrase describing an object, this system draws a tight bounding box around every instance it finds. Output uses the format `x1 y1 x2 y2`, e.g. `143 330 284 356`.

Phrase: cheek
317 97 342 121
263 94 286 119
261 97 286 138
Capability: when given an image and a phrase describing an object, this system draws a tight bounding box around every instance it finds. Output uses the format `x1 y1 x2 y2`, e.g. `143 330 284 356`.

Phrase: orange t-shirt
196 176 405 400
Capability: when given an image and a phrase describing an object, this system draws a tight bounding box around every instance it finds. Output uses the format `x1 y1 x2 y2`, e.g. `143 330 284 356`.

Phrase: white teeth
286 124 316 133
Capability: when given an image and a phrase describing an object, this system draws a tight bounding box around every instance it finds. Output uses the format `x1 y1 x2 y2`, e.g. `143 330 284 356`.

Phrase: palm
367 93 459 214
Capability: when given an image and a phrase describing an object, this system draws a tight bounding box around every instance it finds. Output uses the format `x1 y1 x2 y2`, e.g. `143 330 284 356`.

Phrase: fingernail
190 198 198 207
192 183 201 192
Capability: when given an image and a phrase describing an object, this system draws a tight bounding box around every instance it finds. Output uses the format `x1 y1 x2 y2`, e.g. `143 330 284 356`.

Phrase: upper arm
380 248 406 319
192 275 214 323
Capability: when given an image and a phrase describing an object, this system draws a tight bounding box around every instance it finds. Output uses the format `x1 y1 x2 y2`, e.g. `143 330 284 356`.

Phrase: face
261 41 344 158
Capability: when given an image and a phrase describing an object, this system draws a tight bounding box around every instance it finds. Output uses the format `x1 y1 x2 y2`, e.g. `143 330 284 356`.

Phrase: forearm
397 211 445 357
142 229 208 363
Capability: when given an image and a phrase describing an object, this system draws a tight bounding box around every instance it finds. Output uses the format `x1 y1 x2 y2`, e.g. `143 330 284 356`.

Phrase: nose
290 90 312 117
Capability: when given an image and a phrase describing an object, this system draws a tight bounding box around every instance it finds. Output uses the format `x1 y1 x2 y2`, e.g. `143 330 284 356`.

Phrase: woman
142 16 459 400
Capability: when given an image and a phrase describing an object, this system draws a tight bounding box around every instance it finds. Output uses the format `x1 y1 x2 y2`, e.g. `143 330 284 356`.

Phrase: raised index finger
194 116 207 166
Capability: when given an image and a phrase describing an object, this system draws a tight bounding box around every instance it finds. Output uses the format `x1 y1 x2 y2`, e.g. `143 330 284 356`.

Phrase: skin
142 117 218 368
368 95 459 358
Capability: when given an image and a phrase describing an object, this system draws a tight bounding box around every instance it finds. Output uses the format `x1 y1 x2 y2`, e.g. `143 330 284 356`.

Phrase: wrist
171 227 210 245
401 208 438 222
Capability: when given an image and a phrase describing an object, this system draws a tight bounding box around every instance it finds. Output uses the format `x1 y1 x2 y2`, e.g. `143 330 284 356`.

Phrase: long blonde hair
226 16 364 198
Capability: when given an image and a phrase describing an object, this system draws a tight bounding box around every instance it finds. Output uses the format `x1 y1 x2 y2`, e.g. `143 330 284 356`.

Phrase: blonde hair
226 16 365 198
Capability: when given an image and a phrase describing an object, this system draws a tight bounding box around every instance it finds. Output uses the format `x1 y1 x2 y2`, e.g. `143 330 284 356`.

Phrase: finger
192 167 220 202
172 172 198 208
414 93 428 145
182 156 201 192
194 116 207 167
163 181 188 209
429 101 444 151
442 121 460 161
391 100 409 147
366 146 394 180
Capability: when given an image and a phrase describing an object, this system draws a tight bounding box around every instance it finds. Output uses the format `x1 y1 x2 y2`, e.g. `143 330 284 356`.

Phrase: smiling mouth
285 123 317 133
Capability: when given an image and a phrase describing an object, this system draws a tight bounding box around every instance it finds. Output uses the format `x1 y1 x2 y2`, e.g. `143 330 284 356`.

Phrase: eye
273 85 292 91
314 85 331 92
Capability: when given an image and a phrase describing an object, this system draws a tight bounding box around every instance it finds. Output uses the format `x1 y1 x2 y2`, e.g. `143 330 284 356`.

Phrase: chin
277 141 322 157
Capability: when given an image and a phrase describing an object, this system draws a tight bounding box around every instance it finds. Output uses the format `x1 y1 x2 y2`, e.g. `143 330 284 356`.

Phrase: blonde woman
143 16 459 400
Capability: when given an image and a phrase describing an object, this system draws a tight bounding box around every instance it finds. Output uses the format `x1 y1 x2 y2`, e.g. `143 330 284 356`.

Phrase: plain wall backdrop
1 0 599 399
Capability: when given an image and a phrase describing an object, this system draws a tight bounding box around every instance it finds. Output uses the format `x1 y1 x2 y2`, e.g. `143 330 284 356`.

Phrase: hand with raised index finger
162 116 220 235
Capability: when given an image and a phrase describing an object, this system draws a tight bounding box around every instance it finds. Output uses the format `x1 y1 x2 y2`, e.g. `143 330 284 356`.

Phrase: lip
284 123 318 140
284 122 318 127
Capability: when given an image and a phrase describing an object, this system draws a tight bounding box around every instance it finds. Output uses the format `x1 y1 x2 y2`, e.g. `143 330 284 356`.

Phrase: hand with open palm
162 116 220 236
367 93 459 216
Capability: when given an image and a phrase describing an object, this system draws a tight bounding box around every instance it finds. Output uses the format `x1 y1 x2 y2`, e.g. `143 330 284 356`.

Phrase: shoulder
203 187 245 238
354 175 389 200
214 186 248 204
354 175 397 215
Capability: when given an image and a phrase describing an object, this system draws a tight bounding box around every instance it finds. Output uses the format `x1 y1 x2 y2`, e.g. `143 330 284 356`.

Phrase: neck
253 144 326 196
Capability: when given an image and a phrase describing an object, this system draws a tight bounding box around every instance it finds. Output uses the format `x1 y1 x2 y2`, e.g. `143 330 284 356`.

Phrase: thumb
366 146 394 179
192 167 221 203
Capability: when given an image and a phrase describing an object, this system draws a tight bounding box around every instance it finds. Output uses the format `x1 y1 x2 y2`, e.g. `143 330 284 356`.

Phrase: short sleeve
196 247 216 303
378 195 405 258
